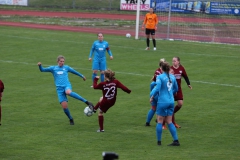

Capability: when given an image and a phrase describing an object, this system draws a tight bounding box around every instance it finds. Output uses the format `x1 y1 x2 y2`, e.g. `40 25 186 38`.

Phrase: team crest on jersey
57 71 63 74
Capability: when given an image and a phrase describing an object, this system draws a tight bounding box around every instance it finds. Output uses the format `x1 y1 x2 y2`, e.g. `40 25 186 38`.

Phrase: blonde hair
57 55 65 62
159 58 166 67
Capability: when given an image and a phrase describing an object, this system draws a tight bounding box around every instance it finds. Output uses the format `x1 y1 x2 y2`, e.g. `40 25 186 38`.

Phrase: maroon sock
174 105 181 113
94 102 100 110
172 113 175 124
98 115 104 130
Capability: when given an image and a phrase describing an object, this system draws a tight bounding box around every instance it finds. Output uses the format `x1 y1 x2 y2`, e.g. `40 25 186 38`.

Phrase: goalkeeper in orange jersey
142 8 158 51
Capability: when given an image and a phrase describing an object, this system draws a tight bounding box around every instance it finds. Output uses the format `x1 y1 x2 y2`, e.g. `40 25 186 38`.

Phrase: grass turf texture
0 26 240 160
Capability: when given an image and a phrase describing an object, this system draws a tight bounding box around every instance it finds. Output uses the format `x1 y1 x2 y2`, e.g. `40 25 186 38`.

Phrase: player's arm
68 66 86 81
0 80 4 92
172 77 178 94
150 77 161 101
106 43 113 60
155 14 158 30
142 14 147 29
38 62 53 72
116 80 131 94
89 43 95 61
182 68 192 89
93 77 103 89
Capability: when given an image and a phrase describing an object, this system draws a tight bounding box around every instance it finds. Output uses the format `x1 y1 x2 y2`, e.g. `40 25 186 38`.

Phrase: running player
92 69 131 132
38 55 94 125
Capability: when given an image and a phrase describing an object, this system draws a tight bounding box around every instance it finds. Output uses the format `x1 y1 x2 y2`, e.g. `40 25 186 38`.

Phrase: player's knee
65 90 71 95
99 97 103 102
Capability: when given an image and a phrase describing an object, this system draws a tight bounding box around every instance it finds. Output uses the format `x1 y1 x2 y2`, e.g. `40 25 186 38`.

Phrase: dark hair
104 69 115 81
161 62 172 83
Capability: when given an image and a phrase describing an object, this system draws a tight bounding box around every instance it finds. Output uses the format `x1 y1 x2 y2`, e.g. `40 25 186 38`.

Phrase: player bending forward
93 69 131 132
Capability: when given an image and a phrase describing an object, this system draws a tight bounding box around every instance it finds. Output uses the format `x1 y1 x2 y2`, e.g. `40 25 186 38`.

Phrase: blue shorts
92 59 107 71
156 102 174 117
56 85 72 103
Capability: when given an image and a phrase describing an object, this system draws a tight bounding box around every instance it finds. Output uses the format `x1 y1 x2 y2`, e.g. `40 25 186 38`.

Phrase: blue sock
146 109 155 123
100 73 104 82
168 123 179 141
63 108 73 120
69 92 87 103
156 123 163 141
92 73 97 81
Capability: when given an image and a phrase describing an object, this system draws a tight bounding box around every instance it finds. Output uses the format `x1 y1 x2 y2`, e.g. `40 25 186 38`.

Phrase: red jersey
93 77 131 103
171 65 189 90
152 68 162 82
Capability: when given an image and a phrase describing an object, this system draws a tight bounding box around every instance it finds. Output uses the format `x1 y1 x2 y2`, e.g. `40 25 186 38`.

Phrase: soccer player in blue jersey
38 55 94 125
150 62 180 146
89 33 113 84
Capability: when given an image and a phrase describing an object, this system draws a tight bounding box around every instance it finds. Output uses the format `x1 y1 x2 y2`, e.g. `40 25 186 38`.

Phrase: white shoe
153 47 156 51
97 129 104 132
145 47 150 50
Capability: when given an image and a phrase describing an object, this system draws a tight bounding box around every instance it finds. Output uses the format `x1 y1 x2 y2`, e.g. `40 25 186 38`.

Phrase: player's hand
188 85 192 89
155 26 157 31
37 62 41 66
141 26 144 30
88 58 92 61
95 76 100 79
150 96 153 102
110 56 113 60
83 77 86 81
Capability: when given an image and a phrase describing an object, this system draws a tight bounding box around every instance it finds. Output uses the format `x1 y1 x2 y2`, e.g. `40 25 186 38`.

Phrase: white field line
1 60 240 88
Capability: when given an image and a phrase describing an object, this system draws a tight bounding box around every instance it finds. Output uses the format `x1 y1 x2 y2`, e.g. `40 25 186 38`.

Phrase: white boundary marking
1 60 239 88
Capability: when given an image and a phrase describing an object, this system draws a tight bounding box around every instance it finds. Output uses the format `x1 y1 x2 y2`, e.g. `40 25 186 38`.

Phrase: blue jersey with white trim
39 65 84 87
89 40 112 61
151 73 178 103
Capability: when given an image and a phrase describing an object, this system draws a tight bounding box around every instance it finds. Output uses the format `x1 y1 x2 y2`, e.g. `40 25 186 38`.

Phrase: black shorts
145 29 155 35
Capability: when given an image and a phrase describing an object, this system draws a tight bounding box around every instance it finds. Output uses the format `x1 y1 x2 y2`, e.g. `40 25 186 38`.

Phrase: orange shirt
143 13 158 29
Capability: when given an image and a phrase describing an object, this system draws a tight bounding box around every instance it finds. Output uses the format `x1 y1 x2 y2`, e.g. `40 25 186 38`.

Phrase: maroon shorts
174 89 183 101
99 98 116 113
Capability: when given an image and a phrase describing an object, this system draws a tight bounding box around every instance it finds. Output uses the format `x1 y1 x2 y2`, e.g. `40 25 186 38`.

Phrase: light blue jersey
151 73 178 103
89 40 113 71
39 65 86 103
151 73 178 116
39 65 84 87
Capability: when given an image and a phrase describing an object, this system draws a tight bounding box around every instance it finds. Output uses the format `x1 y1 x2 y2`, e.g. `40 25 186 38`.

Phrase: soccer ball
84 106 93 117
126 33 131 38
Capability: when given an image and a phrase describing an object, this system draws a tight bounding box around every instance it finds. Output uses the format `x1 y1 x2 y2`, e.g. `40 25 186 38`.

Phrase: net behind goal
138 0 240 44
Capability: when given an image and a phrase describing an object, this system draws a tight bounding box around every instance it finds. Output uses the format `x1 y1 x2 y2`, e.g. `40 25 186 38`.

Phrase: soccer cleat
70 119 74 125
97 129 104 132
168 140 180 146
157 141 161 146
85 101 94 111
162 125 167 130
174 123 181 128
145 122 150 126
145 47 150 50
153 47 156 51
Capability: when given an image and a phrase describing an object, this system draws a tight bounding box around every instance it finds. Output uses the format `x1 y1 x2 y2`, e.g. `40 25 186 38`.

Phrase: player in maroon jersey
0 80 4 126
170 57 192 128
93 69 131 132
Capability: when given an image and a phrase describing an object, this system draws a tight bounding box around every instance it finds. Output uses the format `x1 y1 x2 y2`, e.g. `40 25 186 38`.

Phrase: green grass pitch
0 26 240 160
